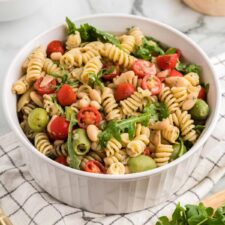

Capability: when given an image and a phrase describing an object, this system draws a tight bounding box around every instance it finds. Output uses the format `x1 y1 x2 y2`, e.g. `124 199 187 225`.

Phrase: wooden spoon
202 189 225 209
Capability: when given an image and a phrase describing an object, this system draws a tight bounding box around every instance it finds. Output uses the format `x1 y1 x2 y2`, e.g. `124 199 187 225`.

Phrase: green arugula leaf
66 111 80 169
165 48 177 54
194 125 205 135
133 37 164 60
176 62 201 74
65 18 120 47
66 17 78 35
98 103 166 148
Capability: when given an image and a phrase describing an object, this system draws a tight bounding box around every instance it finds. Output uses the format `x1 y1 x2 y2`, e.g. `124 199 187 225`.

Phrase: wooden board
202 189 225 209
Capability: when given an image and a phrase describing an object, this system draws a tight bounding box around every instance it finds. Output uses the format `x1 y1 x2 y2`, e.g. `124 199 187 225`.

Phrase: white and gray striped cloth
1 54 225 225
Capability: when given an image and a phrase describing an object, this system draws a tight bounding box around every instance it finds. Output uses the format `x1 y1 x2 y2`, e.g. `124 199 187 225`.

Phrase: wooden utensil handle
0 209 13 225
202 190 225 209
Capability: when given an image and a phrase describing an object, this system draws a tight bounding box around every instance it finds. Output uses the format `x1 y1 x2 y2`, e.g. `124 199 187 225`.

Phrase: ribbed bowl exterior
3 15 220 214
21 144 202 213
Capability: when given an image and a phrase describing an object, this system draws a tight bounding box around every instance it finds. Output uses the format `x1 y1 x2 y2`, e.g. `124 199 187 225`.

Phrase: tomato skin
34 77 57 95
55 155 68 166
102 64 120 80
143 147 152 156
156 54 178 70
114 83 135 101
47 116 70 140
47 40 65 57
77 106 102 129
84 160 105 173
169 69 183 77
132 60 156 78
141 75 162 95
57 84 77 106
198 87 206 100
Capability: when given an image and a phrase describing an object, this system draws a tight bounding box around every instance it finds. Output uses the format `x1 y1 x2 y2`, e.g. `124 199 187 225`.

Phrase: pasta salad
12 17 210 175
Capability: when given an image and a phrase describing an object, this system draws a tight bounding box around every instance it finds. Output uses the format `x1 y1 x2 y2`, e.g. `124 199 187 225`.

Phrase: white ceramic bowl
3 14 220 214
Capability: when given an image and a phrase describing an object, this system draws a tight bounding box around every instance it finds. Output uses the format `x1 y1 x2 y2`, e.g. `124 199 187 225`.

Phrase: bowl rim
3 13 221 180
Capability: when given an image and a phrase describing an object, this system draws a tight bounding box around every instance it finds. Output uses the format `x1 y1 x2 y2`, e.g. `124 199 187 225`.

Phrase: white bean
50 52 62 61
77 92 88 99
87 125 100 142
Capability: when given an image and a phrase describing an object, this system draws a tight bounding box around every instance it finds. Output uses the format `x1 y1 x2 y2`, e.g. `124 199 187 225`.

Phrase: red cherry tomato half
156 54 178 70
46 40 65 57
141 75 162 95
132 60 156 78
47 116 70 140
55 155 68 166
34 77 57 95
167 48 181 58
198 87 206 100
102 63 120 80
143 147 152 156
57 84 77 106
169 69 183 77
114 83 135 101
84 160 106 174
77 106 102 129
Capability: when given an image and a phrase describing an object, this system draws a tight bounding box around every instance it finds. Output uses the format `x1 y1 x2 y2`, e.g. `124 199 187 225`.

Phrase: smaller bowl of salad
3 14 220 213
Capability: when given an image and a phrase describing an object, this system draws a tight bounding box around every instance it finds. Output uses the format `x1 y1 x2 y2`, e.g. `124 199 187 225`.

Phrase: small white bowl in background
2 14 220 214
0 0 45 22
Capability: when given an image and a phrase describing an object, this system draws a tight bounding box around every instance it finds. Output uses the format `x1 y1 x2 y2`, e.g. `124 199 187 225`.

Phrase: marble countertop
0 0 225 197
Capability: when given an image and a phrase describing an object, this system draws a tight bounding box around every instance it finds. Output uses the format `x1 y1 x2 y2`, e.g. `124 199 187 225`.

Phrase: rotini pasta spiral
120 87 150 116
135 124 150 138
68 67 83 82
184 72 199 86
12 75 30 95
53 140 68 156
43 58 61 75
26 47 46 82
153 144 174 167
21 103 36 119
171 87 188 107
126 138 147 157
104 138 122 157
34 133 54 156
20 119 36 140
43 94 63 116
128 26 144 46
113 71 138 87
159 87 179 113
82 41 104 52
119 35 136 54
104 150 128 167
101 43 136 68
80 56 102 84
66 31 81 50
102 87 122 121
161 125 180 143
175 109 197 143
60 48 78 68
106 162 125 174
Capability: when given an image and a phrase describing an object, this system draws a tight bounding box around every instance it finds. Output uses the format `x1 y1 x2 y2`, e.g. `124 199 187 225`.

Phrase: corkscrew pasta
12 18 210 174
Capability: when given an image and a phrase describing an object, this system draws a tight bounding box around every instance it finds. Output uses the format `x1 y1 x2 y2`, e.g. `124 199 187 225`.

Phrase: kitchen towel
1 54 225 225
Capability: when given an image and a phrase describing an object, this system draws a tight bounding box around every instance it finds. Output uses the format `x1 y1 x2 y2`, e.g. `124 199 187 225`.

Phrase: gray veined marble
0 0 224 197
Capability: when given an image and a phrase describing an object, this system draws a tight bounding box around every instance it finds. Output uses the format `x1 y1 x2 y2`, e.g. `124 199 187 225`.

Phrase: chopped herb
194 125 205 135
